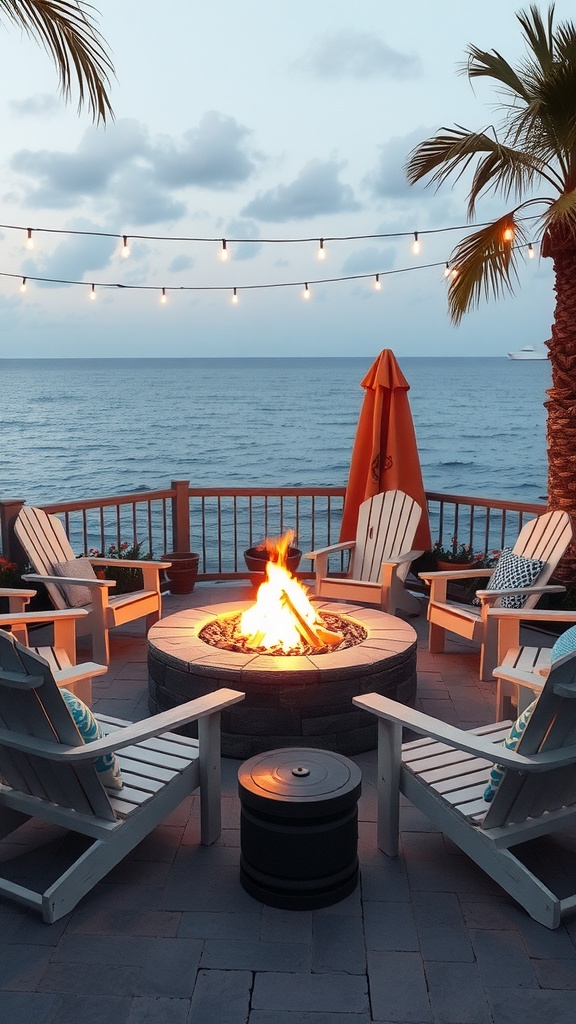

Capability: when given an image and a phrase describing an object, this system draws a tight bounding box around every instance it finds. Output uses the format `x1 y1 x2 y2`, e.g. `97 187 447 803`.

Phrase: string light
90 283 96 300
121 235 130 258
528 242 535 258
374 274 382 291
317 238 326 260
220 239 229 261
503 225 515 243
444 262 450 278
412 231 420 255
303 282 311 300
450 267 459 280
25 228 34 250
231 287 238 304
160 287 167 304
20 277 27 293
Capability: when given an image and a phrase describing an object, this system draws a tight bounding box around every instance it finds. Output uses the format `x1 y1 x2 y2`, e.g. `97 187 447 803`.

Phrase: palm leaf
0 0 114 123
447 216 528 324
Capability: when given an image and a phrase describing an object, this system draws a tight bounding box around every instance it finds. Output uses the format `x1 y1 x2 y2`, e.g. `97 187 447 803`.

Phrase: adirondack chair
354 645 576 928
0 602 107 705
489 610 576 719
304 490 423 616
419 510 573 680
15 505 171 665
0 628 244 922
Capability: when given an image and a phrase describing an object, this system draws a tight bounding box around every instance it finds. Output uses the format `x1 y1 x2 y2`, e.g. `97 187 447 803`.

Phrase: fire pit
148 529 417 757
148 598 417 758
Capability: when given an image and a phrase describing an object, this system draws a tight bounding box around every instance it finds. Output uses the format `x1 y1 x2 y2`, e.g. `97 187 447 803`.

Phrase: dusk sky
0 1 570 358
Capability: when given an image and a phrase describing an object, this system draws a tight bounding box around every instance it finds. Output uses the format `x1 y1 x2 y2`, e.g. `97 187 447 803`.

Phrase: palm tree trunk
543 232 576 583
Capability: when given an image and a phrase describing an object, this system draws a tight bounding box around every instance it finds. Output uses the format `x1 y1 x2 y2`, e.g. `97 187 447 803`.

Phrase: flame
240 529 335 653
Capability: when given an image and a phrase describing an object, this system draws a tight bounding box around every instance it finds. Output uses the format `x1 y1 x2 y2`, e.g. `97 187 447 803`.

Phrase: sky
0 0 572 359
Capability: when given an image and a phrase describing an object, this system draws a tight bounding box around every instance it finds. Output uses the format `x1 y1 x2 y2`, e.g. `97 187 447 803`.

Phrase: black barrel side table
238 747 362 910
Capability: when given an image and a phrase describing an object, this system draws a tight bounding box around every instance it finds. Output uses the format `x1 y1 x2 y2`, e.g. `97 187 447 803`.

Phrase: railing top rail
424 491 546 515
40 487 177 515
185 486 347 498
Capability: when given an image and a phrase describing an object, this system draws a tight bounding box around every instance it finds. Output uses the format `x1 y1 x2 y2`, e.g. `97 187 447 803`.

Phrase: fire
239 530 342 653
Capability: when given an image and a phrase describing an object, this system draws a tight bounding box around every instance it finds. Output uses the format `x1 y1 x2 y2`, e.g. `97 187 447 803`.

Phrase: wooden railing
0 482 547 579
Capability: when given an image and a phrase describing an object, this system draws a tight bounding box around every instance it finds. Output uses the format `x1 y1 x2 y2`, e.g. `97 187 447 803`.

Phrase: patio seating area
2 581 576 1023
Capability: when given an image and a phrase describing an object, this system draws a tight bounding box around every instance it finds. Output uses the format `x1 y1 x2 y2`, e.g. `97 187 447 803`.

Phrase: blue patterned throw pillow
61 689 123 790
551 624 576 662
475 547 545 609
483 700 537 802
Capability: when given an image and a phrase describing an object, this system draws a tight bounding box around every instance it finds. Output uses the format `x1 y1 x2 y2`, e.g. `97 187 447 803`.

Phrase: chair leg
91 628 110 667
428 622 446 654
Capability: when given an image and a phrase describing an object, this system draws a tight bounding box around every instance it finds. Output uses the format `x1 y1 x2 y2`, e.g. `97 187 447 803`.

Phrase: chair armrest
419 568 493 582
475 584 566 600
22 572 115 589
0 588 37 598
304 541 355 560
488 607 576 623
54 662 108 685
491 664 547 689
1 688 246 761
89 558 172 570
0 608 89 627
352 692 575 771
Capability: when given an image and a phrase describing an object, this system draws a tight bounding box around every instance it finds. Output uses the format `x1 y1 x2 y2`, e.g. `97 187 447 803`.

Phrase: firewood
279 591 324 649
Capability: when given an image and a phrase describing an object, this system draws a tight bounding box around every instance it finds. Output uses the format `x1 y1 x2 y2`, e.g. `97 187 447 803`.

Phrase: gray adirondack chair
0 628 244 922
15 505 171 665
419 510 573 680
304 490 423 616
0 600 107 704
354 645 576 928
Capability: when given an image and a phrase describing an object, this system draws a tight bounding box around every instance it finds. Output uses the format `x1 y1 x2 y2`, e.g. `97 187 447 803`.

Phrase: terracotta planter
162 552 199 595
243 546 302 587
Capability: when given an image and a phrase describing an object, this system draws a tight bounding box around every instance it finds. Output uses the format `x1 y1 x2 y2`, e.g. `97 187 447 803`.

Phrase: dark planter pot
243 546 302 588
162 552 200 595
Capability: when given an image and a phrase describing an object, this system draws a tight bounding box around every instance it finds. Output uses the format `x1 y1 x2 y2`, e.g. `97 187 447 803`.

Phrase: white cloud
296 30 422 80
241 159 361 222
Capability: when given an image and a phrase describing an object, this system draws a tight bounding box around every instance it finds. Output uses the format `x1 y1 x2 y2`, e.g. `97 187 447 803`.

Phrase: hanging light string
2 244 535 299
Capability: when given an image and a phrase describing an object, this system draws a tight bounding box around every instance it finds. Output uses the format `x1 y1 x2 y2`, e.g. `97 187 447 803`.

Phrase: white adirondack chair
419 510 573 680
304 490 423 616
15 505 171 665
489 609 576 720
354 645 576 928
0 628 244 922
0 601 107 705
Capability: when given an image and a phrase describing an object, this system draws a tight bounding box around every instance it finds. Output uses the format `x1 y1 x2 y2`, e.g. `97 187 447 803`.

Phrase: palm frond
447 215 528 325
0 1 114 123
540 189 576 243
462 45 530 102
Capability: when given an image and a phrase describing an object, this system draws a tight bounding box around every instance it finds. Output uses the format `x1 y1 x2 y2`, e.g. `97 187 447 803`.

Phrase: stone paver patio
2 581 576 1024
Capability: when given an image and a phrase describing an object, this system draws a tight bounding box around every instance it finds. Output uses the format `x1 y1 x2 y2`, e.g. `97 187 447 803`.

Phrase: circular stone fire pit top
198 610 367 657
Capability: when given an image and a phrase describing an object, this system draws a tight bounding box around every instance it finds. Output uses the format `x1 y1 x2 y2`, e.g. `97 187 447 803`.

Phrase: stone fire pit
147 598 417 759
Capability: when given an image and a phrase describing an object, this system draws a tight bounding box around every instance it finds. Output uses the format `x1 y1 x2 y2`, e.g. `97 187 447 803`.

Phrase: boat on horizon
508 345 548 360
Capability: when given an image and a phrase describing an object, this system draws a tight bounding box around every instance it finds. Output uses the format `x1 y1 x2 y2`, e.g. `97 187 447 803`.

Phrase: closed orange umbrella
339 349 431 550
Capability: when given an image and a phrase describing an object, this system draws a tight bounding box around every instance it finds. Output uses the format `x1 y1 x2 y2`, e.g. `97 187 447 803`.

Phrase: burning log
279 590 342 649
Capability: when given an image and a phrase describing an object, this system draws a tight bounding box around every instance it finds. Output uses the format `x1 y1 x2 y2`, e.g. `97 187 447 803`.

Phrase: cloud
296 30 421 80
224 218 262 261
363 128 433 200
341 246 397 275
241 159 360 222
22 219 117 285
168 254 195 273
9 113 261 222
153 111 260 190
10 94 60 116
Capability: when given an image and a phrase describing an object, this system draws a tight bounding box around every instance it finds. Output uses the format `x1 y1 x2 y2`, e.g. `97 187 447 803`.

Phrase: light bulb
20 277 27 293
231 287 239 304
444 262 450 278
528 243 535 259
303 282 311 300
374 274 382 291
412 231 420 255
503 225 514 243
220 239 229 261
160 287 167 304
121 235 130 258
317 238 326 260
450 267 459 280
25 228 34 250
90 283 96 301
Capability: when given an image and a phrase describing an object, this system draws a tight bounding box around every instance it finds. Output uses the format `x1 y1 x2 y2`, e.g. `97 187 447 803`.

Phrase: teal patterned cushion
551 625 576 662
61 689 123 790
481 547 544 609
483 700 537 802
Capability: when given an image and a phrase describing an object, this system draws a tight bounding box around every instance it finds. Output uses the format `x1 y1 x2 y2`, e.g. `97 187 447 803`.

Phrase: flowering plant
87 540 151 594
0 555 21 587
432 538 485 565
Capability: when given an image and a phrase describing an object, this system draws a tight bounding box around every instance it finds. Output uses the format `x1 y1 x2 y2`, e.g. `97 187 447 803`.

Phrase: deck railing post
0 497 27 564
171 480 191 552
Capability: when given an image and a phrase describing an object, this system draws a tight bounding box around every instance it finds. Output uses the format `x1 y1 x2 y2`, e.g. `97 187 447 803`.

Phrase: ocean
1 356 551 507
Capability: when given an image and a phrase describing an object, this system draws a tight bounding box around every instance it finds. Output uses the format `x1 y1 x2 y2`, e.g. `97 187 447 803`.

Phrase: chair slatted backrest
483 650 576 829
352 490 422 583
15 506 77 610
0 630 115 820
508 510 573 610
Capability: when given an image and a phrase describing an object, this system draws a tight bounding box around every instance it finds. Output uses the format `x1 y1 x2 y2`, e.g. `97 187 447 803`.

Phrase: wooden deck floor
1 582 576 1023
